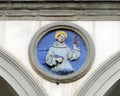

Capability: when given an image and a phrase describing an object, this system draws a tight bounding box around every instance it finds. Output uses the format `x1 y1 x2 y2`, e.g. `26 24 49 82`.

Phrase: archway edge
77 51 120 96
0 48 46 96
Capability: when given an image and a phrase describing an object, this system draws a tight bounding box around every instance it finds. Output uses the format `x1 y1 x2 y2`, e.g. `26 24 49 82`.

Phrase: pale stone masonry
0 0 120 20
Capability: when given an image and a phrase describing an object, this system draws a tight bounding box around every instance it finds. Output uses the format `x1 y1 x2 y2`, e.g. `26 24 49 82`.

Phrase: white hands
56 58 63 64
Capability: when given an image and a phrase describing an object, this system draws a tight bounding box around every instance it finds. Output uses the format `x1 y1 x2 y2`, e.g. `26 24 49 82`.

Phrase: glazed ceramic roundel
29 22 95 83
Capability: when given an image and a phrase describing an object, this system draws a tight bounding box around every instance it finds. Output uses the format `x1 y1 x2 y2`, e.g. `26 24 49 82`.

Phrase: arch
77 51 120 96
104 79 120 96
0 48 46 96
0 76 19 96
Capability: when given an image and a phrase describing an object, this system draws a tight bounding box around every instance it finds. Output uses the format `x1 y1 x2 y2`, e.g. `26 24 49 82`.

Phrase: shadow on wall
0 76 19 96
104 79 120 96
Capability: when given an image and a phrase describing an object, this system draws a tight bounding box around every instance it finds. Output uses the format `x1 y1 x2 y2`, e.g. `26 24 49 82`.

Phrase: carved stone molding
77 51 120 96
0 1 119 20
0 48 46 96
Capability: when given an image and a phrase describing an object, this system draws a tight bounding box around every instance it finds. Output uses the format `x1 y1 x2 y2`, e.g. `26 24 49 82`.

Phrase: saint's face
57 34 66 43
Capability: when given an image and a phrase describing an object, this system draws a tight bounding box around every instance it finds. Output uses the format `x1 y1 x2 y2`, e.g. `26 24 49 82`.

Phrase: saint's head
55 31 67 43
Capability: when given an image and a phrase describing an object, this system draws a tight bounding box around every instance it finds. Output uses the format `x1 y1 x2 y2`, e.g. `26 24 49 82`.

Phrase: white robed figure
46 31 80 75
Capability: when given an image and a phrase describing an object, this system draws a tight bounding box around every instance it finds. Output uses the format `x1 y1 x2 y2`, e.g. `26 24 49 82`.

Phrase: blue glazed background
36 29 88 73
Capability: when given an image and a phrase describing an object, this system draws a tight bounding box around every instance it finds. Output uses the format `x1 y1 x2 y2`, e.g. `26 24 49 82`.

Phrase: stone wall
0 1 120 20
0 21 120 96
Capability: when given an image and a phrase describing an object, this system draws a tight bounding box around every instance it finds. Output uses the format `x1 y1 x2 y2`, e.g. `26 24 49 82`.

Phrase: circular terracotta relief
29 22 95 83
